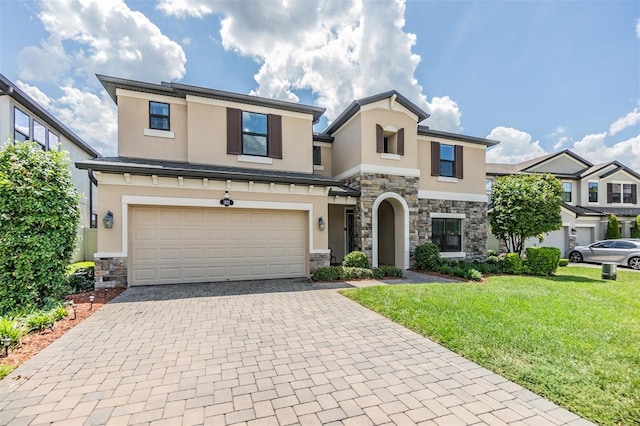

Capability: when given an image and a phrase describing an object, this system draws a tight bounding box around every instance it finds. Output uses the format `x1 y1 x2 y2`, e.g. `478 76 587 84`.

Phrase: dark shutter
607 183 613 203
632 184 638 204
431 141 440 176
226 108 242 155
268 114 282 159
454 145 464 179
397 128 405 156
376 124 384 153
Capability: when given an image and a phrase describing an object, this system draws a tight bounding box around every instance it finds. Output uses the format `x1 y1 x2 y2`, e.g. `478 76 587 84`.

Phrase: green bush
0 142 80 315
452 266 466 278
559 259 569 267
465 269 483 281
486 255 499 264
25 311 56 332
605 214 621 239
0 316 25 347
502 253 523 274
372 265 403 279
342 267 373 280
439 263 453 275
52 304 69 321
312 266 343 281
342 251 369 268
525 247 561 276
0 364 14 380
66 261 95 294
414 243 442 271
487 249 498 257
631 215 640 238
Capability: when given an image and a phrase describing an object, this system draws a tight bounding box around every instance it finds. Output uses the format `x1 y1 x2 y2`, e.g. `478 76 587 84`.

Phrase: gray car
568 239 640 270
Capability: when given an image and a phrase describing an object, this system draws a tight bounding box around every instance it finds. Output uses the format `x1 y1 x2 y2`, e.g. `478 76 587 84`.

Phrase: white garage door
130 206 307 285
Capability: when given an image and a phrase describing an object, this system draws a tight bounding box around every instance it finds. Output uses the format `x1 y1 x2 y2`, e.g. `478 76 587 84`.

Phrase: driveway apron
0 279 591 425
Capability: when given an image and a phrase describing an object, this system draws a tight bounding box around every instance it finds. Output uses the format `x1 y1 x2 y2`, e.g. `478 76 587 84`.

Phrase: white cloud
571 131 640 171
15 81 117 156
636 18 640 38
157 0 462 131
485 126 549 163
609 108 640 135
20 0 186 86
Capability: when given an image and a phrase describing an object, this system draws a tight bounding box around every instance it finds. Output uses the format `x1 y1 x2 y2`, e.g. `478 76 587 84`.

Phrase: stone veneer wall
309 252 330 274
418 199 487 261
94 257 128 289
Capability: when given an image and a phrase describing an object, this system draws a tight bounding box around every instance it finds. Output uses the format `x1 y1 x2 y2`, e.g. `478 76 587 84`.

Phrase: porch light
103 211 114 229
1 337 10 357
318 217 325 231
220 191 234 207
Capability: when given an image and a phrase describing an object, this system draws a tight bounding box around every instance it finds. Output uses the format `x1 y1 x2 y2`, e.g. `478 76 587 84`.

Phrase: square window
588 182 598 202
242 112 268 156
432 218 462 252
440 144 455 177
149 101 170 131
14 107 30 141
562 182 572 202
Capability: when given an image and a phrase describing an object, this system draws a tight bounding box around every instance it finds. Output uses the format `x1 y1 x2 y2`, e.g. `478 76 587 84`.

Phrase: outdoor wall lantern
1 337 10 357
220 191 234 207
318 217 325 231
103 211 114 229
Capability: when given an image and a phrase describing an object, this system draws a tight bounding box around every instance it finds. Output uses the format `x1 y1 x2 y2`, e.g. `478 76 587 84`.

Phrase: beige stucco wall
95 174 329 255
529 155 586 175
117 93 188 161
330 114 362 177
417 136 487 195
595 170 640 208
359 107 419 169
314 144 333 177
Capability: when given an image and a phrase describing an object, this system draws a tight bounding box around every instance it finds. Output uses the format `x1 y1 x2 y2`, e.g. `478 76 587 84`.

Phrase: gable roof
418 126 499 146
324 90 429 134
97 74 326 123
0 73 100 157
520 149 592 172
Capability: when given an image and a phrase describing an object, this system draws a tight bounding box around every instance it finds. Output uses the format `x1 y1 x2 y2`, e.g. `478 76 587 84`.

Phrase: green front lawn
340 267 640 425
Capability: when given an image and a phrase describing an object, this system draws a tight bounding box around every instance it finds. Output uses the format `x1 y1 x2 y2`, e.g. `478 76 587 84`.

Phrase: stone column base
309 252 330 274
94 256 128 289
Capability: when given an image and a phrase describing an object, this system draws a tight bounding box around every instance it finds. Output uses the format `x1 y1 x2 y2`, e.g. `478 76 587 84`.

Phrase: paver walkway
1 278 591 425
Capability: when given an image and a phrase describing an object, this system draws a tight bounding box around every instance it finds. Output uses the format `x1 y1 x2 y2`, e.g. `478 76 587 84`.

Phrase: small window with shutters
431 141 463 179
376 125 404 156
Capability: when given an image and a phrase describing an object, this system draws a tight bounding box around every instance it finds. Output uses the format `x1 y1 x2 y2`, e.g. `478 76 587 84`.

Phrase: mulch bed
0 288 124 370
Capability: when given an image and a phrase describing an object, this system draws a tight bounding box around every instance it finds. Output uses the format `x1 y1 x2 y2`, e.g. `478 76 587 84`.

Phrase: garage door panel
130 206 308 285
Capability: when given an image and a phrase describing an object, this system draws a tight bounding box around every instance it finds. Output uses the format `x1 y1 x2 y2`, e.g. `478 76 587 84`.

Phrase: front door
346 209 355 254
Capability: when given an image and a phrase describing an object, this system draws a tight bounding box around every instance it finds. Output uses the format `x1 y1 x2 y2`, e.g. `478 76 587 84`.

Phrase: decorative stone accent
309 252 330 273
342 172 488 266
94 256 128 289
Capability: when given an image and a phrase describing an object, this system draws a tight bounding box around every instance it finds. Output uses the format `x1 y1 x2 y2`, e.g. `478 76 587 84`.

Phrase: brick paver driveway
1 279 590 425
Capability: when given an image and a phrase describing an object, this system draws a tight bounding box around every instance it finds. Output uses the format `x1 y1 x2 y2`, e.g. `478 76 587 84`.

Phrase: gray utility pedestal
602 263 617 280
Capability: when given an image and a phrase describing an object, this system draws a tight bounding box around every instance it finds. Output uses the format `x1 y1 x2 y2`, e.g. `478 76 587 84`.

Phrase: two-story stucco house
486 149 640 256
77 75 498 287
0 73 101 262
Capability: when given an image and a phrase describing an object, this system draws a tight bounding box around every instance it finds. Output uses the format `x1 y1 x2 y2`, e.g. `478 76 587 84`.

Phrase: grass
0 365 13 380
340 266 640 425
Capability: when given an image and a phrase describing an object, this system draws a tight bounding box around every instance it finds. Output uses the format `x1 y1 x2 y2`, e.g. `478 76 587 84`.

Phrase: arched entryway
372 193 409 269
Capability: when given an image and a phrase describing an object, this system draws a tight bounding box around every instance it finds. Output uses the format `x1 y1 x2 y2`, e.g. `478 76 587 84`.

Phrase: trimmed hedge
373 265 403 279
502 253 523 274
312 266 343 281
525 247 560 276
559 259 569 267
414 243 441 271
312 264 403 282
342 251 369 268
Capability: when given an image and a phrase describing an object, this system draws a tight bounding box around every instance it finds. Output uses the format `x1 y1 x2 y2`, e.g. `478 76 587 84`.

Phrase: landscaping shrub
605 214 621 239
452 266 466 278
525 247 561 276
631 215 640 238
486 255 499 264
487 249 498 257
0 316 25 347
439 263 453 275
558 259 569 267
66 261 95 294
502 253 523 274
25 311 56 332
341 267 373 280
342 251 369 268
52 304 69 321
0 365 14 380
372 265 403 279
312 266 343 281
465 269 483 281
414 243 442 271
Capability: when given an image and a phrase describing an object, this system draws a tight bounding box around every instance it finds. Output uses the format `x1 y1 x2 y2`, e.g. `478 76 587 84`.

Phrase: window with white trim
242 111 268 156
149 101 170 131
562 182 572 202
588 182 598 202
14 107 30 142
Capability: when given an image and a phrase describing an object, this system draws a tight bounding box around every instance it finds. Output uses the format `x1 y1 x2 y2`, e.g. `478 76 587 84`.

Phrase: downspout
88 169 98 228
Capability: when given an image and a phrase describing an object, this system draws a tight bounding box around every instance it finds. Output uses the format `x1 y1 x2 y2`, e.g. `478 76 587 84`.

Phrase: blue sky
0 0 638 169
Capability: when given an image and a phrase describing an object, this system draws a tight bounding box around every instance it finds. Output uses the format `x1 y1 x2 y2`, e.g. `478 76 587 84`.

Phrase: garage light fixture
103 211 114 229
318 217 325 231
220 191 234 207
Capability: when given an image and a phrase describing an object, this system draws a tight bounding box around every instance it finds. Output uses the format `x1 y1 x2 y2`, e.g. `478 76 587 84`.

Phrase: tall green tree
605 214 621 239
490 174 563 255
0 141 79 315
630 215 640 238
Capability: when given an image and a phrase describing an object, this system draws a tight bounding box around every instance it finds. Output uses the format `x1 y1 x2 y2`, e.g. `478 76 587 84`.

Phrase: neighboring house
486 149 640 256
0 73 100 262
77 75 497 288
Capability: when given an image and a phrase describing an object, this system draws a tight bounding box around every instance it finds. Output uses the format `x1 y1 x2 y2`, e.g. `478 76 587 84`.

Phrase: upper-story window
14 107 30 142
149 102 170 131
486 178 493 194
33 120 46 148
588 182 598 202
227 108 282 159
562 182 572 202
431 141 463 179
242 112 268 156
49 132 59 148
608 183 637 204
375 125 404 156
313 146 322 166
